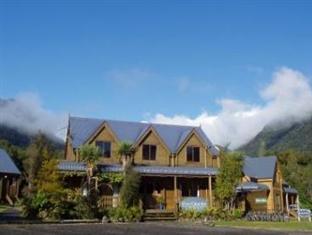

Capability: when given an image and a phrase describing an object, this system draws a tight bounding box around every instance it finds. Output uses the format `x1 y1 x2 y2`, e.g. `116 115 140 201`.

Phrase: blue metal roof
70 117 103 148
283 187 298 194
69 116 219 156
58 161 218 176
195 127 219 156
99 164 218 176
107 119 147 144
243 156 277 179
236 182 269 192
0 148 21 175
152 123 192 152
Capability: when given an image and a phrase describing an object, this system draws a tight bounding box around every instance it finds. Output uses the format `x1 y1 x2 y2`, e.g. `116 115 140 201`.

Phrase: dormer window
187 146 200 162
96 141 111 158
142 144 156 160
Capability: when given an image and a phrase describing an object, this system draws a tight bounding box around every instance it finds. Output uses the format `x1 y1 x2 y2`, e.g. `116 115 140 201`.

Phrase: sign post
298 209 311 222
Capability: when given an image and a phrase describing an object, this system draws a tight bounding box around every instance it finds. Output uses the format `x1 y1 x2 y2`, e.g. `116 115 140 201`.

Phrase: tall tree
24 132 56 190
277 150 312 209
35 159 63 193
215 151 243 209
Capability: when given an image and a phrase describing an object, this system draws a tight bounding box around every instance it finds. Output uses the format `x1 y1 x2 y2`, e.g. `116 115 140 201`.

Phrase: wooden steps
289 210 298 218
143 210 177 221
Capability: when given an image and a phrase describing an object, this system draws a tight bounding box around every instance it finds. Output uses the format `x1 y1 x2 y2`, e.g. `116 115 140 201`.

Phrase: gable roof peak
68 116 218 155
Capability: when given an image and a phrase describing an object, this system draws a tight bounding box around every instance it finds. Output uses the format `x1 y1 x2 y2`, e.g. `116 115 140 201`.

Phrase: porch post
208 175 213 208
15 178 20 199
0 177 3 201
296 194 300 221
5 177 13 205
112 184 119 208
174 176 178 211
205 180 208 204
285 193 289 215
5 177 10 196
204 149 207 168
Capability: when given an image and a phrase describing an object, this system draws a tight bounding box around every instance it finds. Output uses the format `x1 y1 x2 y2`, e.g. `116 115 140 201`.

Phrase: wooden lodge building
60 116 299 215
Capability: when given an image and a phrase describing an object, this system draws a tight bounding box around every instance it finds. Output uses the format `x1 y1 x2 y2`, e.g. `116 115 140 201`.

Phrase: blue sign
180 197 208 212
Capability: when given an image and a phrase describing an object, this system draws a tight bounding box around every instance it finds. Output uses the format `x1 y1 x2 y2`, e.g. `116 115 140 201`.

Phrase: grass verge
216 220 312 231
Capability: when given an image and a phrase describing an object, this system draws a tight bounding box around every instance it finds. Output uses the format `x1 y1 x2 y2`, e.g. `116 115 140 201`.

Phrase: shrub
21 189 95 220
65 189 95 219
179 207 243 221
108 206 142 222
230 208 243 219
20 192 46 218
99 172 124 185
180 209 205 220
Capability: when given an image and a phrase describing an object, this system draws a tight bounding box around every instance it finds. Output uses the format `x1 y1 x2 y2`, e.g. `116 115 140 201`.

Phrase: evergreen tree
24 132 56 190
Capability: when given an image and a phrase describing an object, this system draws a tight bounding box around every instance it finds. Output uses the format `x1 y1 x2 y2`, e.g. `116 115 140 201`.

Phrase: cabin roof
0 148 21 175
243 156 277 179
236 182 269 192
68 116 219 155
283 187 298 194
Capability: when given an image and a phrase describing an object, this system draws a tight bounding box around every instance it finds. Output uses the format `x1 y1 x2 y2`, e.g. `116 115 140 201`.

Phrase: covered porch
100 164 218 212
283 183 299 217
58 161 218 212
140 175 215 211
236 182 270 213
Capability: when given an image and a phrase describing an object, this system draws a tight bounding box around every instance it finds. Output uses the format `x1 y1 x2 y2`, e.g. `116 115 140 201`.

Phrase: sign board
298 209 311 222
181 197 208 212
255 198 267 204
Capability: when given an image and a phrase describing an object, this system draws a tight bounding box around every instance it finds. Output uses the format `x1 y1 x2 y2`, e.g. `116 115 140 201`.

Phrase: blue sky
1 0 312 122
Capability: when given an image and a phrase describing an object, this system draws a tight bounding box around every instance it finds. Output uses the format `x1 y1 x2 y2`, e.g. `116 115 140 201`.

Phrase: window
186 146 200 162
142 144 156 160
96 141 111 158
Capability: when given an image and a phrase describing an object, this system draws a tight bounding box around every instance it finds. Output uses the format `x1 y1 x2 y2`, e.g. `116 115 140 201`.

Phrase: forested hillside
238 117 312 155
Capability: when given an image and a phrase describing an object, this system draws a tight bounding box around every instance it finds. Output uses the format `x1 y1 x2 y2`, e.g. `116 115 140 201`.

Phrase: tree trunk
121 154 127 170
87 164 94 195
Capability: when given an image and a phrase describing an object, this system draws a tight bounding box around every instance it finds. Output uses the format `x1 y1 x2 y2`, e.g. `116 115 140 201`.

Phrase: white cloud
149 67 312 149
0 93 67 140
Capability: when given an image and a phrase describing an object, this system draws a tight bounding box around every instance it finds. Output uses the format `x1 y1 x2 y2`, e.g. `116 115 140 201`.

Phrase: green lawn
216 220 312 231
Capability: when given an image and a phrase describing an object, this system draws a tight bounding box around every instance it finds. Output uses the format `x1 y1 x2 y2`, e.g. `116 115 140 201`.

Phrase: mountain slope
0 124 64 149
238 117 312 155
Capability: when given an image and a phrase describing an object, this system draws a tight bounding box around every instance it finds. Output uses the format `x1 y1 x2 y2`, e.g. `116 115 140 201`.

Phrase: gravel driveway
0 222 309 235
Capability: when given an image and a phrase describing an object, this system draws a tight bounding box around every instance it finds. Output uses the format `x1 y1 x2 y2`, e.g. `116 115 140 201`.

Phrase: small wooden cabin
0 148 21 205
237 156 298 215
